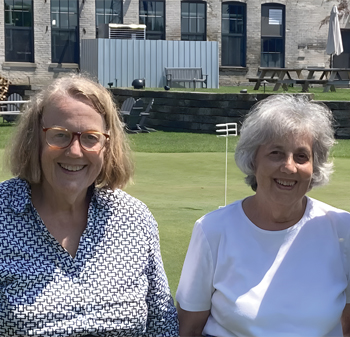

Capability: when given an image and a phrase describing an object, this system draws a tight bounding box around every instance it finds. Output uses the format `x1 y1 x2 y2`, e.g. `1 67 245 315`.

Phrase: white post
216 123 238 208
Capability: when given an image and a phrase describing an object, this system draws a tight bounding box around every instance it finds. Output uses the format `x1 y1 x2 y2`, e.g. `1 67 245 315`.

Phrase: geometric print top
0 178 179 337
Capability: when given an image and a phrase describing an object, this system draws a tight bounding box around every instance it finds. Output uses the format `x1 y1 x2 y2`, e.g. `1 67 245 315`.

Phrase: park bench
165 67 208 89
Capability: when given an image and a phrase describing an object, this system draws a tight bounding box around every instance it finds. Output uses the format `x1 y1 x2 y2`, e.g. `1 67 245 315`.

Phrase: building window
51 0 79 63
221 2 246 67
139 0 165 40
96 0 122 35
181 1 206 41
261 3 285 67
4 0 34 62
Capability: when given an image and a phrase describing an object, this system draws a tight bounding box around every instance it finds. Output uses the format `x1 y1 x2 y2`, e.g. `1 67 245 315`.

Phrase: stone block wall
324 101 350 139
112 89 257 133
111 88 350 139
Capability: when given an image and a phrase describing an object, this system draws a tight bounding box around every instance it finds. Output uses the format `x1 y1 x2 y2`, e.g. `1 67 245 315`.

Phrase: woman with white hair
176 94 350 336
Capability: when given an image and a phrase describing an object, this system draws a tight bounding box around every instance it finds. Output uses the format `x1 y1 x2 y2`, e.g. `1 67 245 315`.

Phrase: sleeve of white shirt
335 211 350 303
176 220 215 311
344 228 350 303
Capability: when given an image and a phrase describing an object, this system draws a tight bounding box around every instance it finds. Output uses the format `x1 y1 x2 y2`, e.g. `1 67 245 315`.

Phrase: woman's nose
281 155 297 173
66 135 83 157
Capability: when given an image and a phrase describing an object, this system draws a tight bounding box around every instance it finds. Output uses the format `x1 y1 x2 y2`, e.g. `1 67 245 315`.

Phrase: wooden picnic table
250 67 350 92
249 67 279 90
300 68 350 92
250 67 304 91
268 67 304 91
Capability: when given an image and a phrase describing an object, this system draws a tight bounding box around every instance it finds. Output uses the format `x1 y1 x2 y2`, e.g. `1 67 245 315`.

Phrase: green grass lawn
1 126 350 297
125 151 350 297
126 132 350 296
128 131 240 153
144 85 350 101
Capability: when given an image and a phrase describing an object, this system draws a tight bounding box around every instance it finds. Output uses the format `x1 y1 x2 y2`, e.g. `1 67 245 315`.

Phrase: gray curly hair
235 94 335 191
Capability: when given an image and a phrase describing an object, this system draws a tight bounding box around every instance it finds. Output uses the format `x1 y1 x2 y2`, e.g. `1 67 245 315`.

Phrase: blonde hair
7 74 133 189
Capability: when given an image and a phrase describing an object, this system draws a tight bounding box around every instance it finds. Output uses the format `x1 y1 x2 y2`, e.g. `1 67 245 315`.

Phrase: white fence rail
0 100 29 115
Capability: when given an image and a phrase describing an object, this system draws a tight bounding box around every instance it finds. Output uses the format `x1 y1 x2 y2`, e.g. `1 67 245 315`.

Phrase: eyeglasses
42 127 109 152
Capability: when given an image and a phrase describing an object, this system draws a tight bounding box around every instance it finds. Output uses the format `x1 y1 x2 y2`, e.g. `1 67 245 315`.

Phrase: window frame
96 0 123 37
51 0 79 64
221 1 247 67
4 0 34 62
181 1 207 41
139 0 165 40
260 3 285 68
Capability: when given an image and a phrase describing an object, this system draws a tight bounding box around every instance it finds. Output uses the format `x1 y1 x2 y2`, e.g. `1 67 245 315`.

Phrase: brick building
0 0 349 87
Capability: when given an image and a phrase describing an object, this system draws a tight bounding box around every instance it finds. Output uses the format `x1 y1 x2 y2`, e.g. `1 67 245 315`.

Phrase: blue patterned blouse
0 178 179 337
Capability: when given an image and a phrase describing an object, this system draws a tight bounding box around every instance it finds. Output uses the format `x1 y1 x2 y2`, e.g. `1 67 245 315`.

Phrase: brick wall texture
0 0 348 87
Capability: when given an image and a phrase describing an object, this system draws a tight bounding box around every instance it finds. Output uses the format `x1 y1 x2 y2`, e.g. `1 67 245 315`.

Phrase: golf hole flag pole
216 123 237 208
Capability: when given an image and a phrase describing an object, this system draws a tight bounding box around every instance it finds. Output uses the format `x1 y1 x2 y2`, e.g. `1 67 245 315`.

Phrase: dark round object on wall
132 79 144 89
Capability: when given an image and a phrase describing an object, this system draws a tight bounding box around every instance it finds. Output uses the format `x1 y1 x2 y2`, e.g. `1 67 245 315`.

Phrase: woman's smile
274 178 297 188
58 163 86 172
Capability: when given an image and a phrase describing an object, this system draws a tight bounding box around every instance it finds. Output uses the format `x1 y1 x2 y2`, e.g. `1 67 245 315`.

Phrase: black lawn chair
123 99 144 133
138 98 156 133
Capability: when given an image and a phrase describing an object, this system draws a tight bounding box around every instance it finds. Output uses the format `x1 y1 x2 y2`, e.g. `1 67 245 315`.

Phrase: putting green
126 153 350 296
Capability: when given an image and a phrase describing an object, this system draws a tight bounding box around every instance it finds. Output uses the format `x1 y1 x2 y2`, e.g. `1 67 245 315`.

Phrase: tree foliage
320 0 350 28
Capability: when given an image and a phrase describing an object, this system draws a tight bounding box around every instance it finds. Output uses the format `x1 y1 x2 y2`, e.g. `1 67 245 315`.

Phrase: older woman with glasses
0 75 178 337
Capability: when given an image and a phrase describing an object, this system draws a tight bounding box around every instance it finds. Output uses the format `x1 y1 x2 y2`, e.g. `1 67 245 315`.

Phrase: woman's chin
46 181 89 201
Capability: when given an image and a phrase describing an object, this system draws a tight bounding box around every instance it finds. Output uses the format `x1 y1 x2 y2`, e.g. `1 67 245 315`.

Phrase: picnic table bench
248 67 304 91
266 67 304 91
247 67 286 90
165 67 208 89
247 77 278 86
295 79 329 92
311 68 350 92
249 67 350 92
300 68 350 92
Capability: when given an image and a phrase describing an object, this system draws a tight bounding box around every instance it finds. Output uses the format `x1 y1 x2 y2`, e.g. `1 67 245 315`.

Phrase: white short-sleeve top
176 197 350 337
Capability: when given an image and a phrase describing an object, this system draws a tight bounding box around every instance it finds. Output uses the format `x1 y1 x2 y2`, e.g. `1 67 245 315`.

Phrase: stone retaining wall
324 101 350 139
110 88 350 138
